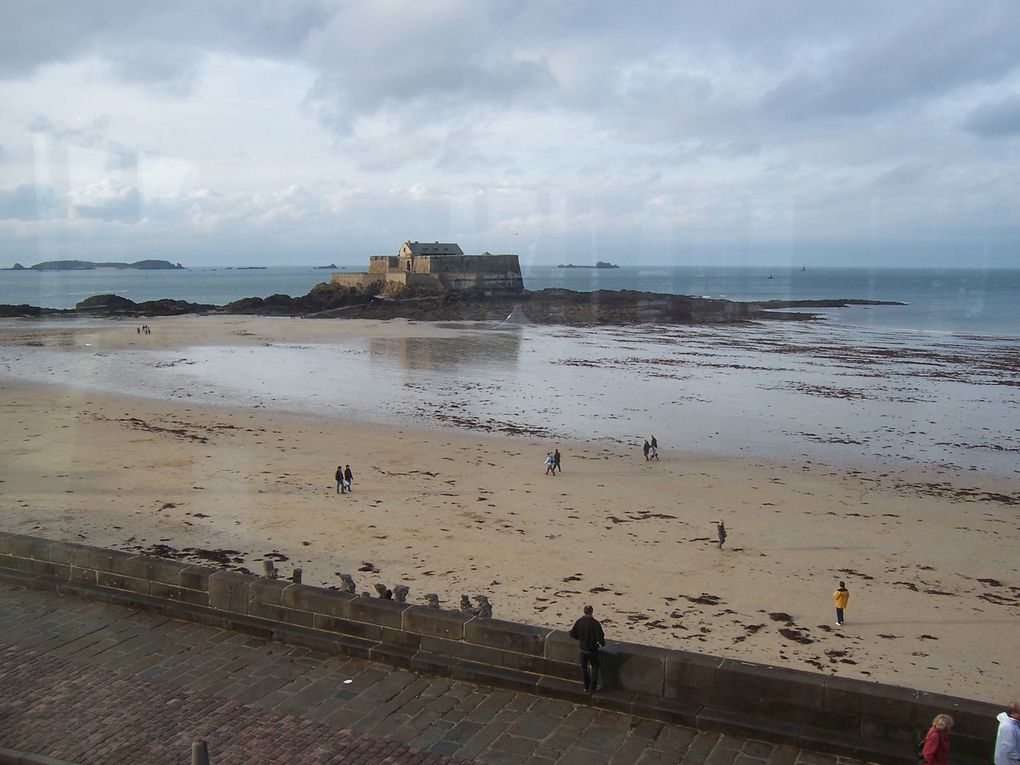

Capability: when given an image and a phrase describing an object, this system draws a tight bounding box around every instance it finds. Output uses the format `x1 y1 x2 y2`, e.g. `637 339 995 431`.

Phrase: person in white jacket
995 703 1020 765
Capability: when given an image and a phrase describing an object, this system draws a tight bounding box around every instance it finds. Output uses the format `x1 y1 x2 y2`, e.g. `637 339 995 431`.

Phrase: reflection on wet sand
369 326 522 379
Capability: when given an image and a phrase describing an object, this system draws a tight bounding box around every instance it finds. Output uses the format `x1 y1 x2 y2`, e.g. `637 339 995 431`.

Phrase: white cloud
0 2 1018 267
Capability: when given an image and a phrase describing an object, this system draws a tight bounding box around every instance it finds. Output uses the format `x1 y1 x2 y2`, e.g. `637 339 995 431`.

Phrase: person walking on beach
335 465 345 494
834 581 850 626
569 605 606 692
545 452 555 475
343 465 354 492
715 521 727 550
921 713 953 765
650 435 658 451
553 448 562 474
643 440 650 461
994 701 1020 765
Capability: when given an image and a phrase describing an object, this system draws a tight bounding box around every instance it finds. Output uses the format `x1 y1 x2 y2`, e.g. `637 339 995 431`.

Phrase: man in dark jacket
569 605 606 692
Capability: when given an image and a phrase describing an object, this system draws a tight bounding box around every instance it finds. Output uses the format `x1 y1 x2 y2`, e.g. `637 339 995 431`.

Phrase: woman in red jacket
923 713 954 765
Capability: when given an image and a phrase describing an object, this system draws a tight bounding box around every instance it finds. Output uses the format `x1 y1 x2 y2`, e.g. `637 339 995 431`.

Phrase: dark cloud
760 4 1020 120
0 0 328 86
964 95 1020 138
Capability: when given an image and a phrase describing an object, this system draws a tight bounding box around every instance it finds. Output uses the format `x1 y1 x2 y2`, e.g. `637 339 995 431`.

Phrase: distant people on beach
553 448 561 474
921 713 953 765
569 605 606 692
545 452 555 475
643 440 650 460
994 701 1020 765
715 521 727 550
834 581 850 626
344 465 354 492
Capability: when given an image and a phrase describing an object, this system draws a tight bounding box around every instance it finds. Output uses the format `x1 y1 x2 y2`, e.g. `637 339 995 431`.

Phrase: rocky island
557 261 619 269
9 259 183 271
0 281 903 325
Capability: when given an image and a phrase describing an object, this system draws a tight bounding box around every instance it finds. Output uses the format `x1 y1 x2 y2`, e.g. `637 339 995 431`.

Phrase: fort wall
0 532 998 765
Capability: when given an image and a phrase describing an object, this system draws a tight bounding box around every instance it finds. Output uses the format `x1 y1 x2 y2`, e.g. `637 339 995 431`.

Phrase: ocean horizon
1 264 1018 337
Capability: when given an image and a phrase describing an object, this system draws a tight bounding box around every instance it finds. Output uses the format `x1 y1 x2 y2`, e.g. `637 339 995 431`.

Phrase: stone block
281 584 355 618
600 642 668 696
463 618 549 656
821 675 914 723
544 630 580 663
697 706 802 747
250 578 291 607
534 675 591 705
208 570 252 614
179 565 215 591
402 606 469 639
273 623 374 660
452 660 538 694
379 627 421 650
370 643 417 670
798 724 868 760
279 606 315 628
664 649 723 695
911 691 997 735
122 555 189 585
411 651 460 678
419 635 502 665
313 614 383 642
715 659 825 709
0 533 50 560
500 650 575 680
148 581 209 607
68 566 98 586
248 601 285 622
346 597 410 629
96 571 150 595
591 688 637 716
20 558 70 580
631 695 702 728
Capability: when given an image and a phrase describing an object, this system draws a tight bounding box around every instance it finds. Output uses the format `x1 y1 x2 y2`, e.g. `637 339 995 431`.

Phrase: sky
1 1 1019 269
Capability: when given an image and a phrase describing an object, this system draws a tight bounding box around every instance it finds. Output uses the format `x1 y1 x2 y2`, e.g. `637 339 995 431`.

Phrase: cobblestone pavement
0 583 863 765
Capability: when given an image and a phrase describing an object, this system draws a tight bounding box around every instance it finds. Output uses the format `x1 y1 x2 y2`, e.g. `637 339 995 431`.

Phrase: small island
557 261 619 269
9 260 183 271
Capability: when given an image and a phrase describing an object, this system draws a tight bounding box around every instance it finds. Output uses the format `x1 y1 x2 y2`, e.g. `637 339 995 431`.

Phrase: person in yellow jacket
833 581 850 626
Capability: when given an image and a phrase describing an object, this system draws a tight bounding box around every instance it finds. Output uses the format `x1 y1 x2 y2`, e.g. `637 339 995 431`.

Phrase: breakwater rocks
0 282 903 325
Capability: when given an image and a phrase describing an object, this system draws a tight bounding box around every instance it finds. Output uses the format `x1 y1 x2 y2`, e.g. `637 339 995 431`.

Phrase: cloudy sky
1 1 1018 268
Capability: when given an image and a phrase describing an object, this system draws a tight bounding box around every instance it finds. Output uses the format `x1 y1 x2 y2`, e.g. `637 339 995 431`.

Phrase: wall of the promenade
0 533 999 765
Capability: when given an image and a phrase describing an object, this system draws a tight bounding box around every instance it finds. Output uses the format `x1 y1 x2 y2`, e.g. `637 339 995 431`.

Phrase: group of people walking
544 449 562 475
642 435 659 460
334 464 354 494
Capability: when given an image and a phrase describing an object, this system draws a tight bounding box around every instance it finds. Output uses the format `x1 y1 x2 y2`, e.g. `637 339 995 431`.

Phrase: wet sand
0 315 1018 703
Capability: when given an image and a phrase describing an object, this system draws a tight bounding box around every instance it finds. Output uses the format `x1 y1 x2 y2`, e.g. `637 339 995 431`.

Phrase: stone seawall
0 533 998 764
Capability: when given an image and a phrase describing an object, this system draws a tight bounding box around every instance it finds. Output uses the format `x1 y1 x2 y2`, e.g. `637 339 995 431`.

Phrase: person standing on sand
569 605 606 692
545 452 555 475
715 521 727 550
921 713 953 765
335 465 345 494
643 440 650 460
343 465 354 492
994 701 1020 765
553 448 562 474
834 581 850 626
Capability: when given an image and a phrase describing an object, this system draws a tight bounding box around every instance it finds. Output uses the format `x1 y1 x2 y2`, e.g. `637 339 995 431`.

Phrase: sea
1 264 1019 337
1 264 1018 478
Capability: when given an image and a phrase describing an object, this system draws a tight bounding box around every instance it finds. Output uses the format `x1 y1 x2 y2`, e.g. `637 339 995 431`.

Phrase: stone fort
332 241 524 292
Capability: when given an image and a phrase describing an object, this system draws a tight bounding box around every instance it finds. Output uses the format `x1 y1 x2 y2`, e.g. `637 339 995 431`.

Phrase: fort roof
402 241 464 257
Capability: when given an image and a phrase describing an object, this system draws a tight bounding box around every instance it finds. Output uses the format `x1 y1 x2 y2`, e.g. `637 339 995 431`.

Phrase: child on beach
834 581 850 626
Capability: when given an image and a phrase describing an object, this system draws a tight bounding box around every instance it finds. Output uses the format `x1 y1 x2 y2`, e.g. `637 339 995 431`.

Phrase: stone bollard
262 560 278 579
374 583 390 598
192 739 210 765
339 573 356 593
393 585 409 604
460 595 474 613
291 568 302 584
474 595 492 619
425 593 440 609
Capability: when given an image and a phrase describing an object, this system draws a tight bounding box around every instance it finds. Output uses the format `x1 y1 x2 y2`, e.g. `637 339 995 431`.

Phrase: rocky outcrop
0 282 904 325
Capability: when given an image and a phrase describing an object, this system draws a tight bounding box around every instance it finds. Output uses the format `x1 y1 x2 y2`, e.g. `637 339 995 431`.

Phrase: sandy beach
1 315 1018 703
